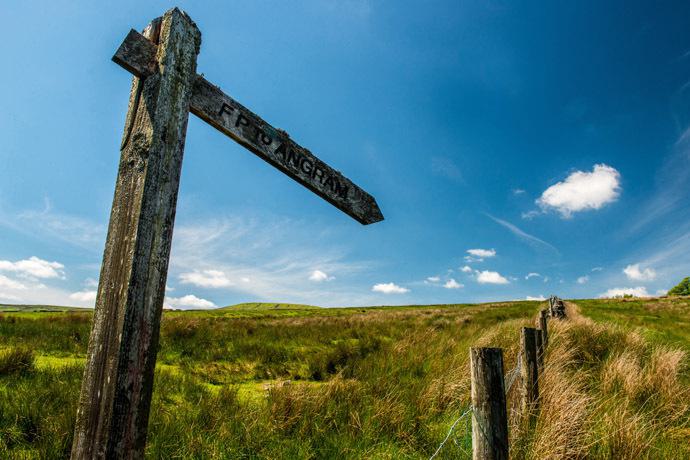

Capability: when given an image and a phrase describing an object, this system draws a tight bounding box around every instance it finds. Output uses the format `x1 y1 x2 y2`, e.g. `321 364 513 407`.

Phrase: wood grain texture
112 29 384 225
71 8 201 459
470 347 509 460
112 29 158 79
539 309 548 347
520 327 540 414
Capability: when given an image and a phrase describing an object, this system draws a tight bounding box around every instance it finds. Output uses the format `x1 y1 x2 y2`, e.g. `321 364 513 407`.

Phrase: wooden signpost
72 8 383 459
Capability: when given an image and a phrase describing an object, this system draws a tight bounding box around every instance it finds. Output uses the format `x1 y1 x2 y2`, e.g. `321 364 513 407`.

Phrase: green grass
1 297 688 458
0 301 540 459
576 296 690 349
0 304 90 313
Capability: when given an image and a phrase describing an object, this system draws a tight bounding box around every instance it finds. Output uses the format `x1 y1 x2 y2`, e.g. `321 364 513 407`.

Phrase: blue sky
2 0 690 308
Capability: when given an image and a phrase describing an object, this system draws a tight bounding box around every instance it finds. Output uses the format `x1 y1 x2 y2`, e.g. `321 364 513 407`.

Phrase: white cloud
623 263 657 281
372 282 409 294
513 188 526 195
525 272 541 280
577 275 589 284
309 270 334 282
476 270 509 284
526 295 546 301
591 267 603 272
599 287 650 298
467 248 496 258
426 276 441 283
656 289 668 296
69 290 97 303
0 274 28 290
443 278 463 289
460 265 473 273
521 210 542 220
179 270 233 288
0 256 65 279
537 164 621 218
165 294 216 310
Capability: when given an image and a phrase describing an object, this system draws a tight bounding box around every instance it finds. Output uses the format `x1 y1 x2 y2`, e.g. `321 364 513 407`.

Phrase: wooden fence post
470 347 509 460
535 331 544 370
539 309 548 347
520 328 539 414
71 9 201 459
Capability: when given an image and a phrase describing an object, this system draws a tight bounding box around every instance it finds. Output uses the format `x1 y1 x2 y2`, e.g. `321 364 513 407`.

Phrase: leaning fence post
520 328 539 414
539 309 548 347
470 347 509 460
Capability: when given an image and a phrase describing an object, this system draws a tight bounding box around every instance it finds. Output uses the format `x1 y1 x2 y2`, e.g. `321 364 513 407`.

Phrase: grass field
0 298 688 458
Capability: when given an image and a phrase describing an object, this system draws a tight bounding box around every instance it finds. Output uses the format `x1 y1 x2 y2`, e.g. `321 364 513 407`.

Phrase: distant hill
0 304 90 313
218 302 322 311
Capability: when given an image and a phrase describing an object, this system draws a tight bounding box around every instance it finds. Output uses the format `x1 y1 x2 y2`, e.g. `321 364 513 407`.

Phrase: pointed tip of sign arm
360 198 384 225
112 29 384 226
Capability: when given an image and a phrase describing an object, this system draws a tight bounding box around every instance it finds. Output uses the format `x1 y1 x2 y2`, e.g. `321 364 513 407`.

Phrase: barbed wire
429 407 473 459
430 354 522 459
505 354 522 393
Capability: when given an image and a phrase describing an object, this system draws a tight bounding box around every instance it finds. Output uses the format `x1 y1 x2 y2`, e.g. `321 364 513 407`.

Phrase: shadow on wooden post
470 347 509 460
520 327 539 415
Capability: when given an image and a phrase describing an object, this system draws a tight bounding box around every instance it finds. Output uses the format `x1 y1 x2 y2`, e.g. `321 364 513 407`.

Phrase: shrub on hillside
668 277 690 296
0 347 35 375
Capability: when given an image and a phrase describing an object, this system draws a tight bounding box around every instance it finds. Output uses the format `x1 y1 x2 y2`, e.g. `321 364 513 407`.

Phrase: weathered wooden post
470 347 509 460
71 9 200 459
539 309 548 347
535 331 544 370
520 327 539 414
72 7 383 459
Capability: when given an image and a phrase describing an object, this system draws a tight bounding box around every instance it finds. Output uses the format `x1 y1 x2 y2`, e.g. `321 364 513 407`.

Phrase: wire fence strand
505 354 522 393
429 407 473 459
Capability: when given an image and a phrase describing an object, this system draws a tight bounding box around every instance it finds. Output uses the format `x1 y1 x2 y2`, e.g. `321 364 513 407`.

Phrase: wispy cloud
628 129 690 233
485 214 559 255
180 270 234 288
0 199 105 251
69 290 97 303
431 156 464 182
168 216 378 306
309 270 335 282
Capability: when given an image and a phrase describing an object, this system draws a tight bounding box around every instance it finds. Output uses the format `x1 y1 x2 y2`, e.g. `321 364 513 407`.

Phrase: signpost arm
71 8 201 459
112 29 384 225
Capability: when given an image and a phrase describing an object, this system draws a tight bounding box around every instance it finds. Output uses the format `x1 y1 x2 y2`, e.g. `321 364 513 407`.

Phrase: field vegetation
0 298 688 458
